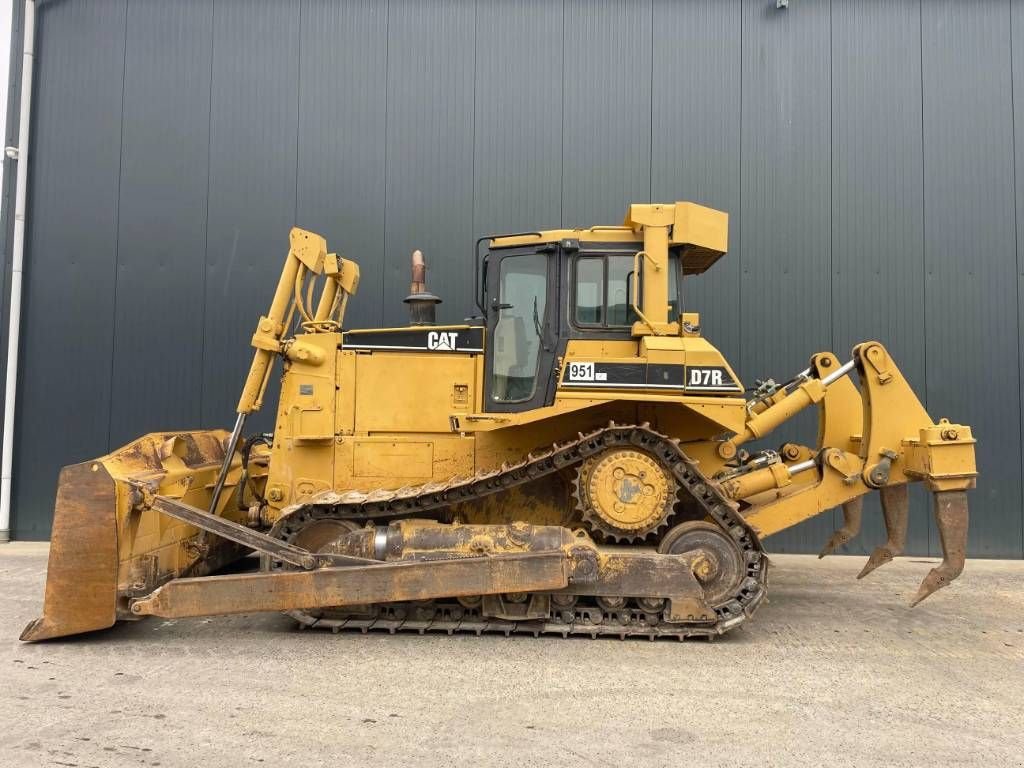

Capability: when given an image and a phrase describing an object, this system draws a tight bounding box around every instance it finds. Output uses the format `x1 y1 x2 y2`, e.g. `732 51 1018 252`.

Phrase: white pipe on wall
0 0 36 542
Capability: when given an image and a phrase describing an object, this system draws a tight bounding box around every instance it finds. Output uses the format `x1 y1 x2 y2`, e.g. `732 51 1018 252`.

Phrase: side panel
651 0 742 359
7 0 1020 556
297 0 388 330
340 435 475 490
264 335 339 510
561 0 652 225
1015 0 1024 560
11 0 127 539
108 0 213 445
353 352 477 433
473 0 562 235
922 0 1021 557
739 0 833 553
383 0 475 326
201 0 301 428
830 0 930 556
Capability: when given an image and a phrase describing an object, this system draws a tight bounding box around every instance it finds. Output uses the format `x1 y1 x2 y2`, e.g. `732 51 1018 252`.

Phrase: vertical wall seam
105 0 130 452
918 0 927 413
470 0 478 237
828 0 836 536
198 0 216 427
559 0 565 226
828 0 835 355
917 0 934 555
737 0 742 369
648 0 654 203
1011 0 1024 558
293 0 302 227
470 0 477 244
381 0 391 321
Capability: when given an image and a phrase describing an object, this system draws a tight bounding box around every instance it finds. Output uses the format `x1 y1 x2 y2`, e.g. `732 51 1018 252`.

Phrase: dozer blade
857 484 909 579
818 497 863 558
20 461 119 642
911 490 968 606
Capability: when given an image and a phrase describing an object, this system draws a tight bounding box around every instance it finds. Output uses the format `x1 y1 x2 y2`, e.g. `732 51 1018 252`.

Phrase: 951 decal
560 360 740 393
566 362 607 382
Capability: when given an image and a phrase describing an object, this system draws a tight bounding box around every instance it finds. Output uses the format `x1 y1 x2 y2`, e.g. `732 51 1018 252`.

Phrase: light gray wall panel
651 0 742 362
739 0 835 553
922 0 1021 558
297 0 388 332
561 0 652 227
830 0 930 555
201 0 300 428
107 0 213 446
472 0 563 238
11 0 127 539
383 0 476 327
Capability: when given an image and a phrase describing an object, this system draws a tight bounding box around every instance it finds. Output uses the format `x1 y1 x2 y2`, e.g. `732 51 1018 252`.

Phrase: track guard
20 461 119 642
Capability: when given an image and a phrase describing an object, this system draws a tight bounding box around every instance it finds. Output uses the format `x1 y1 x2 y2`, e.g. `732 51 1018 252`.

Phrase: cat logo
427 331 459 351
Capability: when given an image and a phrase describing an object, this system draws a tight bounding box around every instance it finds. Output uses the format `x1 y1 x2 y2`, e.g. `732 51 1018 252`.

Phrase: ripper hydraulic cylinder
717 359 856 460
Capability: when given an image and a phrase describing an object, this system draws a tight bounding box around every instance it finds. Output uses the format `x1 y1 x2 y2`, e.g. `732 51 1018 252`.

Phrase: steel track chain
269 423 768 638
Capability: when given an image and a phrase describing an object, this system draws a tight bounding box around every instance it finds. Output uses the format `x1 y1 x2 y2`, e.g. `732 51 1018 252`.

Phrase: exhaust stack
403 249 442 326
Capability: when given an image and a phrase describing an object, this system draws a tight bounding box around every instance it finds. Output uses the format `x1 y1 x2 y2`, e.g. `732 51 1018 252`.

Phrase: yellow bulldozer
21 202 977 642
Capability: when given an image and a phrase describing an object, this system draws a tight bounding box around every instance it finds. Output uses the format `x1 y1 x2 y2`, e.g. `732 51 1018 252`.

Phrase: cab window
573 253 680 329
490 253 548 402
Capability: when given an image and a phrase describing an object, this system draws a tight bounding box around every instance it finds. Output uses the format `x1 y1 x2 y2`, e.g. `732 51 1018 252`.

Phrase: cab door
483 248 557 413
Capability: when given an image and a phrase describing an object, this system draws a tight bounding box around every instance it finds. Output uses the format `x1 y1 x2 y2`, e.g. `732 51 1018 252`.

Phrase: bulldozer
21 201 977 642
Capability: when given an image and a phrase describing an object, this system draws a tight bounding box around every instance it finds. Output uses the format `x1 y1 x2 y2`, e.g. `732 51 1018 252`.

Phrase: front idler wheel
658 520 744 606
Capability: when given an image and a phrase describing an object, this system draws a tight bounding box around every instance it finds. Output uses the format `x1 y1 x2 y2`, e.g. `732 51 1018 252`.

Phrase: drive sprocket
573 447 676 542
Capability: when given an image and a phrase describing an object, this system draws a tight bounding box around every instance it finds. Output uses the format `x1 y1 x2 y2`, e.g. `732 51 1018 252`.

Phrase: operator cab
479 205 724 414
481 242 687 412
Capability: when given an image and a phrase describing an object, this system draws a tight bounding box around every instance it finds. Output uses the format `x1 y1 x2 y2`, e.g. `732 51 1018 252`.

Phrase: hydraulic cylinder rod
721 457 817 500
718 359 855 460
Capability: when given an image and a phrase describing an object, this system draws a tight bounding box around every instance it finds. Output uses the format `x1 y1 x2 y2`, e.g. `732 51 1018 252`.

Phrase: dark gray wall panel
5 0 1021 554
1015 0 1024 560
200 0 300 428
0 0 24 418
922 0 1021 558
297 0 388 332
740 0 834 553
561 0 652 227
651 0 742 362
830 0 930 555
108 0 213 446
472 0 563 238
382 0 476 327
11 0 127 539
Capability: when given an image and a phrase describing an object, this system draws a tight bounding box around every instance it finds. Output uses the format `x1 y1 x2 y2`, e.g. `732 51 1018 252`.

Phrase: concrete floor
0 543 1021 768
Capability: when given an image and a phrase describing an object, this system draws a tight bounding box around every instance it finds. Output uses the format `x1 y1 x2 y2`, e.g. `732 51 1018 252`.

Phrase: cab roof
488 201 728 275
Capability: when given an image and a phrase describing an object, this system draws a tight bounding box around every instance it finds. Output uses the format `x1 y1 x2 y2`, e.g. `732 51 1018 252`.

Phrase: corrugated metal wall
1 0 1021 558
